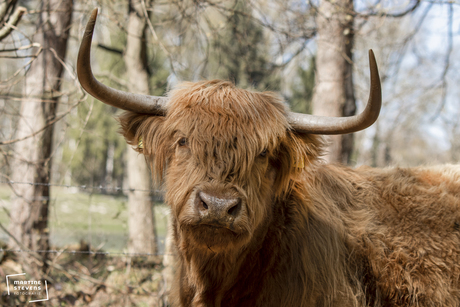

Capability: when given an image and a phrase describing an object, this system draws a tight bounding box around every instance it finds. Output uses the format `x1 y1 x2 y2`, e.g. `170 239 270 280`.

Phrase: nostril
196 191 210 213
227 200 241 217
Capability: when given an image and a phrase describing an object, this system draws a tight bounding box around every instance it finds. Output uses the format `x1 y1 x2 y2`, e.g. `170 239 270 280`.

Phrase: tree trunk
8 0 73 276
312 0 355 164
124 0 157 255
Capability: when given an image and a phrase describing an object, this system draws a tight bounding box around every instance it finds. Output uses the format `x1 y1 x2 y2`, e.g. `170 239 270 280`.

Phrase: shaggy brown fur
119 80 460 307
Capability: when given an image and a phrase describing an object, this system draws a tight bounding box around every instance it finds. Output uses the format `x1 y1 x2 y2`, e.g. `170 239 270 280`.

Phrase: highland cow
77 9 460 307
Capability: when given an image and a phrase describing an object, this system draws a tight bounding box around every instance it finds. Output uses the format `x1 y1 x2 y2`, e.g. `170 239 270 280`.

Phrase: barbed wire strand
0 248 173 257
0 180 163 193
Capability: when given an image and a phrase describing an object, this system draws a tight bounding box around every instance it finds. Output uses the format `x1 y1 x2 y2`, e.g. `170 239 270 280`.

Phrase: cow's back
353 164 460 306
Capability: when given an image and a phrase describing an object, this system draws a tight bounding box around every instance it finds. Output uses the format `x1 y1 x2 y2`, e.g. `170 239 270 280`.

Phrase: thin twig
0 96 83 145
141 0 177 76
430 3 453 121
0 42 40 52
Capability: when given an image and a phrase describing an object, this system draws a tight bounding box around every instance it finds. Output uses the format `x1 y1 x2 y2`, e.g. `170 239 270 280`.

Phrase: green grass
0 184 169 253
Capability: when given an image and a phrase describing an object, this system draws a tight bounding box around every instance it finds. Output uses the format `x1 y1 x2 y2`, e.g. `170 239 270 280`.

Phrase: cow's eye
178 137 188 147
259 149 268 157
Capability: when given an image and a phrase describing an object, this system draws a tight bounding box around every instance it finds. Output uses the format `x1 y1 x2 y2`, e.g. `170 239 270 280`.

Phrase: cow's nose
196 191 242 220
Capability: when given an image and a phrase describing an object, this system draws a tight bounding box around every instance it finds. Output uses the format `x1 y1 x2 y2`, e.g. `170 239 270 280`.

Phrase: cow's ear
118 112 165 154
118 112 169 182
289 131 325 166
273 130 324 196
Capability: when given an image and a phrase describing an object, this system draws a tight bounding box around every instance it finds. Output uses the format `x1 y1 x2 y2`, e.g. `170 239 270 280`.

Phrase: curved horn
287 49 381 134
77 8 168 115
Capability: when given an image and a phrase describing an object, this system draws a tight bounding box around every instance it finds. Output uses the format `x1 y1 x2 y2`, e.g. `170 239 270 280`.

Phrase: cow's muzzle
195 191 242 229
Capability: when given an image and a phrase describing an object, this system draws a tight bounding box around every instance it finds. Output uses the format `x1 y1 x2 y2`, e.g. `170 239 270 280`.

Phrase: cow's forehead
165 80 289 143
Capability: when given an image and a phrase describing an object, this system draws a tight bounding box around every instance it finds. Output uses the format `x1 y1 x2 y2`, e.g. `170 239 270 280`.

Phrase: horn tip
90 8 99 19
368 49 378 70
368 49 376 60
83 8 99 38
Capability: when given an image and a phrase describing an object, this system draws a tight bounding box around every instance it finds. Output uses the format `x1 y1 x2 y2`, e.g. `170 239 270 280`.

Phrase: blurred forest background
0 0 459 305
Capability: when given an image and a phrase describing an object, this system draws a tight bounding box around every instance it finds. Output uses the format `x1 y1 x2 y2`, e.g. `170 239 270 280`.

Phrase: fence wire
0 180 162 194
0 248 172 257
0 180 171 258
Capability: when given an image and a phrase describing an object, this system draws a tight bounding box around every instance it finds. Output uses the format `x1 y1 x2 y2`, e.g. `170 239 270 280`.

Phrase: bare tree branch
97 43 123 55
431 2 453 120
0 42 40 52
141 0 177 76
357 0 421 18
0 6 26 41
387 3 433 84
0 96 84 146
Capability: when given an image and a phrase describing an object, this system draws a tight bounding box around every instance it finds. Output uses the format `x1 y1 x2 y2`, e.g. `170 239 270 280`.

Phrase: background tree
289 56 315 114
8 0 73 276
124 0 158 256
61 100 125 188
311 0 356 164
206 0 280 90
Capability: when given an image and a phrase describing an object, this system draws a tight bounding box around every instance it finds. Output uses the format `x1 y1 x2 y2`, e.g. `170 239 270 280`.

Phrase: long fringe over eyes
118 80 324 197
